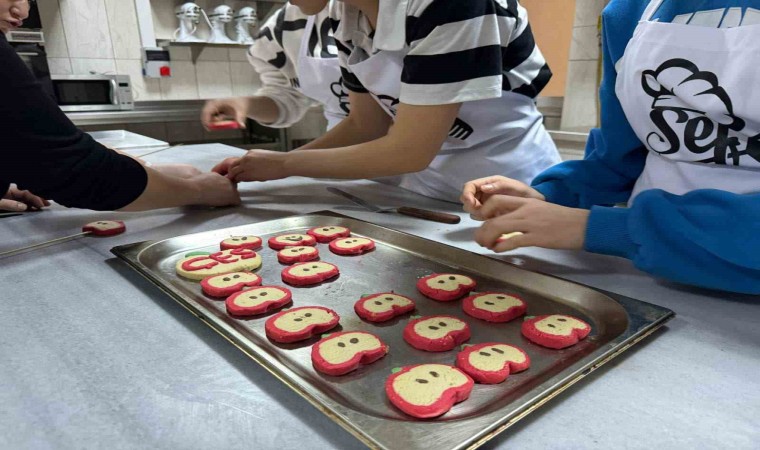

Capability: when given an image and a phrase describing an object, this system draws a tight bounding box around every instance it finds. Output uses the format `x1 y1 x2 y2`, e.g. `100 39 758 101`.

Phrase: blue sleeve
530 0 648 208
586 189 760 294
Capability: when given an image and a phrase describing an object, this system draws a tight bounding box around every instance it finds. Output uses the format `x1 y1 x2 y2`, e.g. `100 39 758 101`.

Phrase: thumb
236 110 247 129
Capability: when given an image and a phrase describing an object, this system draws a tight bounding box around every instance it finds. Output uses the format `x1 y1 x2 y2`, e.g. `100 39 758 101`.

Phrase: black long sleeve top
0 34 147 210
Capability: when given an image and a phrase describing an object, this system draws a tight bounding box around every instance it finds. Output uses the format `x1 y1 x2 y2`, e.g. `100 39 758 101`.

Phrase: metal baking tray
112 211 674 450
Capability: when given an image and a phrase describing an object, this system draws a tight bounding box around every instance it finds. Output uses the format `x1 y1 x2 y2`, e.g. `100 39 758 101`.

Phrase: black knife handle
396 207 461 224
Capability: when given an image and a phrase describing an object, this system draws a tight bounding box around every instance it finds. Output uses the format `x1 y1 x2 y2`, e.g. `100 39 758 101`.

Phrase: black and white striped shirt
330 0 551 105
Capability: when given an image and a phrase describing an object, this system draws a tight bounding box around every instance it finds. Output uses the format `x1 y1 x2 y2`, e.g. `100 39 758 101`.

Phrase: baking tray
111 211 674 450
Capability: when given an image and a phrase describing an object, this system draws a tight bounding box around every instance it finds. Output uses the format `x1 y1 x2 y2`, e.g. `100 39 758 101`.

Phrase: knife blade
327 187 461 224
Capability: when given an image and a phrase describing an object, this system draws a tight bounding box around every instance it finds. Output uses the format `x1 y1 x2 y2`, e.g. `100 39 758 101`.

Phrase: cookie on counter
455 343 530 384
403 315 471 352
176 248 262 281
281 261 339 286
226 286 292 317
201 271 262 297
307 226 351 243
462 292 526 323
311 331 389 376
268 233 317 250
416 274 476 302
265 306 340 343
385 364 474 419
354 293 416 322
328 237 376 256
220 235 262 250
277 246 320 265
521 314 591 349
82 220 126 236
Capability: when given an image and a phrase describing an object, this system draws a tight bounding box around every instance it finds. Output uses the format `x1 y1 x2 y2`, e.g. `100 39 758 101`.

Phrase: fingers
475 215 531 252
491 232 532 253
478 195 528 220
212 157 238 175
0 198 28 212
235 109 248 129
201 101 220 129
461 176 507 210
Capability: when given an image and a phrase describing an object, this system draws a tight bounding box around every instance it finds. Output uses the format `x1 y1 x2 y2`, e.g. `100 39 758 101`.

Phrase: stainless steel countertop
0 144 757 450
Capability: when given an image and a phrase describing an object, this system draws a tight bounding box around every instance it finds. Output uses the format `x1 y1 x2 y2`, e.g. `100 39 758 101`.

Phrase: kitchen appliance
51 74 134 112
234 6 257 44
206 5 235 44
174 2 205 43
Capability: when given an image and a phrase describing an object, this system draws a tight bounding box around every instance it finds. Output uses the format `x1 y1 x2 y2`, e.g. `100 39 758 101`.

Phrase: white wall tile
160 61 200 100
196 46 230 61
196 61 233 99
104 0 142 60
59 0 114 59
229 48 250 61
70 58 117 75
37 0 69 58
166 121 206 143
574 0 607 27
169 46 192 61
150 0 177 41
47 58 72 75
230 61 261 96
560 60 599 131
115 59 162 101
569 26 600 61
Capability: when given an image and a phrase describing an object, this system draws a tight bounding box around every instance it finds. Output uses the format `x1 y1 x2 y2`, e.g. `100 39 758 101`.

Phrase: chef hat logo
642 58 745 130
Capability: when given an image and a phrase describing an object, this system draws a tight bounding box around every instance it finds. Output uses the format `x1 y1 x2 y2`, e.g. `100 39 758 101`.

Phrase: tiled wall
560 0 607 132
38 0 262 102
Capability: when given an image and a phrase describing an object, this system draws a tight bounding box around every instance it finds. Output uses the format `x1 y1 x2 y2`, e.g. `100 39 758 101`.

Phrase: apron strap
641 0 666 22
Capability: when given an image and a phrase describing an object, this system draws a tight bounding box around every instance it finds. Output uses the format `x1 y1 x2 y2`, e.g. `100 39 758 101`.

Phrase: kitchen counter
65 100 205 127
0 144 757 450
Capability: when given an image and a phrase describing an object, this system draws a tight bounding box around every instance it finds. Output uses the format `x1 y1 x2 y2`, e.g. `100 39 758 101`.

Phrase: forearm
246 96 281 125
297 114 387 150
118 168 203 211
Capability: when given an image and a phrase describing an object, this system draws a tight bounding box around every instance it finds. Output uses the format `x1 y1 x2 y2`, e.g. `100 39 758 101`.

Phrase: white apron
295 16 348 129
344 44 560 202
617 0 760 202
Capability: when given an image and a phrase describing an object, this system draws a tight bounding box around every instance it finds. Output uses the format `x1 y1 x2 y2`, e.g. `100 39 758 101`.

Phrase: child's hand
474 196 589 252
219 150 288 182
461 176 545 220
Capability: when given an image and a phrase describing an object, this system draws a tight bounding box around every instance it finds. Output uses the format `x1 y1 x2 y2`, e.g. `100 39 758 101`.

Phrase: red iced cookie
416 274 477 302
207 120 240 131
277 246 320 265
385 364 474 419
268 233 317 250
225 286 292 317
281 261 339 286
82 220 126 236
354 293 416 322
311 331 389 376
201 271 262 297
462 292 527 323
307 226 351 243
455 343 530 384
265 306 340 343
220 235 262 250
521 314 591 349
403 315 471 352
328 237 375 256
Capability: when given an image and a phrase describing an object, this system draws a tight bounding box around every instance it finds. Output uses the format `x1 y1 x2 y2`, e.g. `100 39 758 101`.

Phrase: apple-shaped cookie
386 364 474 418
403 315 471 352
277 246 320 265
307 226 351 243
311 331 389 376
220 235 262 250
329 237 376 256
521 314 591 349
455 343 530 384
416 274 477 301
462 292 527 323
176 248 262 281
354 293 416 322
82 220 126 236
281 261 339 286
201 271 262 298
225 286 292 316
265 306 340 343
268 233 317 250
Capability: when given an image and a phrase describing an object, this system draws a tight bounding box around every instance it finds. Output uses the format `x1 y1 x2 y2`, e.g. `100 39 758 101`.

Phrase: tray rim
111 210 675 450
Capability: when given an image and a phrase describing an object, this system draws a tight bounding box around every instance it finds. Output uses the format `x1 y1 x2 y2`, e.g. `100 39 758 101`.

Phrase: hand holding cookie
223 150 289 183
461 175 544 220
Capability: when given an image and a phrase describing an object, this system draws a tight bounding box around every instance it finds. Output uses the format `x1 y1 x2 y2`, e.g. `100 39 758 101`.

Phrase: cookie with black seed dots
311 331 388 376
521 314 591 349
462 292 526 323
329 237 375 256
307 226 351 243
200 271 262 297
455 343 530 384
220 235 262 250
354 293 416 322
264 306 340 343
268 233 317 250
416 274 476 301
281 262 339 286
385 364 474 418
225 286 292 316
277 246 320 265
403 315 471 352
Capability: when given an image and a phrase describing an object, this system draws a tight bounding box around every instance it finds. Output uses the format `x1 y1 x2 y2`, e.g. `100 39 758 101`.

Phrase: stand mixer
234 6 258 45
206 5 236 44
174 2 205 43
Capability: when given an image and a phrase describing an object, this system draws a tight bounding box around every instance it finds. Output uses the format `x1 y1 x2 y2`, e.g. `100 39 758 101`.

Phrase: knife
327 187 461 224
